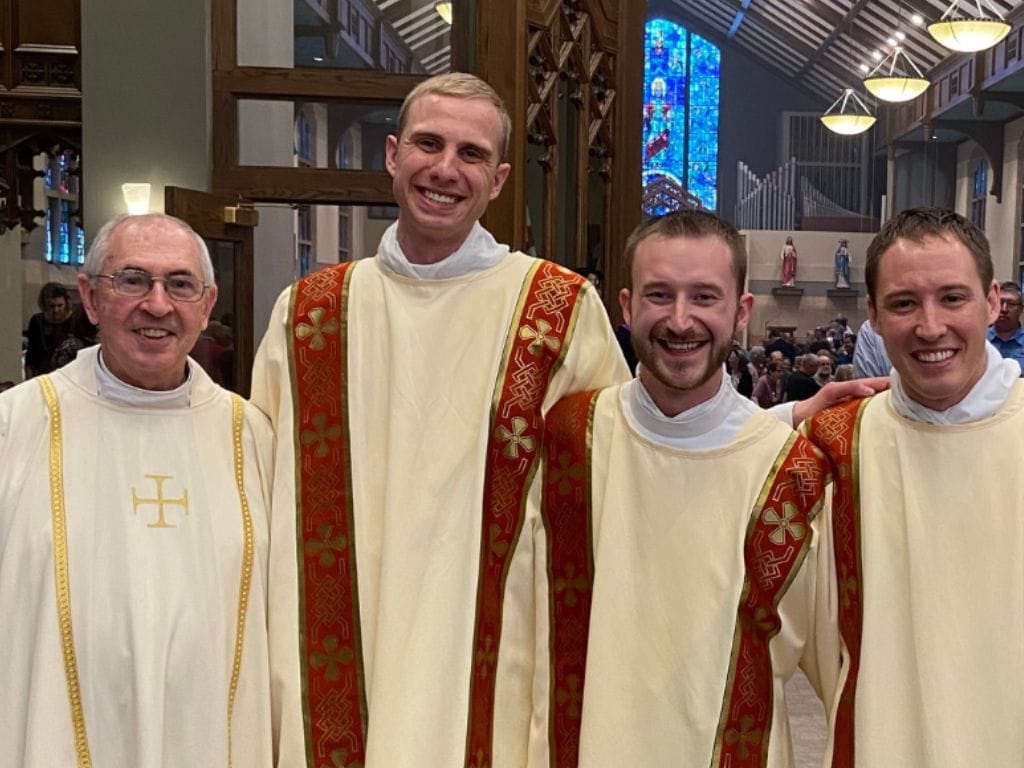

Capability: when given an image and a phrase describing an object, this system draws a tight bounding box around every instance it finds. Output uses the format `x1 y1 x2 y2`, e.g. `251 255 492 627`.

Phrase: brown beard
632 322 735 396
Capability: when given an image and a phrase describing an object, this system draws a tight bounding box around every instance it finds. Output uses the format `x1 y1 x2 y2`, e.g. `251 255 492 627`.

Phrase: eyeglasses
93 268 208 303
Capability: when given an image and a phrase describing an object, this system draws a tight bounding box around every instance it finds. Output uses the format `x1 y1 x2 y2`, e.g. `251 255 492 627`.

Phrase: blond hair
398 72 512 160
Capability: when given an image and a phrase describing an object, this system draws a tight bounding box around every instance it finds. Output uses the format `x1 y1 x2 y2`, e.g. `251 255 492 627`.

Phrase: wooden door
164 186 257 396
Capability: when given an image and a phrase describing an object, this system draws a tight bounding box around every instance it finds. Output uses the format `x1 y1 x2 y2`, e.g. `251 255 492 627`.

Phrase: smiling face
78 218 217 391
869 233 999 411
385 93 511 264
620 233 753 416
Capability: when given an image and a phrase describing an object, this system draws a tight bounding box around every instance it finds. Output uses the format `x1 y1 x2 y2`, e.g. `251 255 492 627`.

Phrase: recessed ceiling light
872 50 883 60
912 14 924 25
887 36 897 46
896 30 907 40
313 56 324 62
859 63 870 72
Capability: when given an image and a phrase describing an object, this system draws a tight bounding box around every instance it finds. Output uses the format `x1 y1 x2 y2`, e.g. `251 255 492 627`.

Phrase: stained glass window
971 158 987 229
643 19 720 213
42 150 84 265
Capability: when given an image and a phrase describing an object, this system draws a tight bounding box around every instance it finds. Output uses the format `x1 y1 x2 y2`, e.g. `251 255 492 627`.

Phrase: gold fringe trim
39 375 92 767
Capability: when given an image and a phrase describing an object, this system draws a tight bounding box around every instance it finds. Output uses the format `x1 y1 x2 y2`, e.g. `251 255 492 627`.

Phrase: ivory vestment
808 388 1024 767
250 251 627 767
542 382 838 767
0 346 274 768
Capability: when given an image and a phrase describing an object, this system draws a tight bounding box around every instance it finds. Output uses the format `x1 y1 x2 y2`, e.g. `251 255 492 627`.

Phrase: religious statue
834 238 851 288
780 235 797 287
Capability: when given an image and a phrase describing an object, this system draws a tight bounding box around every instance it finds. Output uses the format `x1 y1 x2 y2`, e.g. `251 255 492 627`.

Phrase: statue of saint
834 238 851 288
780 236 797 287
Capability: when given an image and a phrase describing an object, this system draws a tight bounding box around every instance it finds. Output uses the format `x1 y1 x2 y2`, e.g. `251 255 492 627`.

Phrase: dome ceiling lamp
928 0 1011 52
820 88 877 136
863 46 930 102
434 1 453 25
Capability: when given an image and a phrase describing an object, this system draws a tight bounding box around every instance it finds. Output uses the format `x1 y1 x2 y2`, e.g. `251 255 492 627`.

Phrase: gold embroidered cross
131 474 189 529
295 307 339 351
495 416 536 459
763 501 806 545
518 319 560 356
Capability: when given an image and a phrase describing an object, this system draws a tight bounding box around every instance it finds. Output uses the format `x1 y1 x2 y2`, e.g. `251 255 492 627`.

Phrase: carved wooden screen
210 0 643 305
0 0 81 231
525 0 620 281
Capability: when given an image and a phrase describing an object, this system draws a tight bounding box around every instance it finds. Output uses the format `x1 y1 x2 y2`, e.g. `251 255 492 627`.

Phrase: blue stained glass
60 200 70 263
643 19 720 213
44 207 53 262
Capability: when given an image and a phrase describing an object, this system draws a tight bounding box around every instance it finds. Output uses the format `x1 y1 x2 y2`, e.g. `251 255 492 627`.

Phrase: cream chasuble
0 346 274 768
541 382 838 767
250 251 627 768
808 387 1024 767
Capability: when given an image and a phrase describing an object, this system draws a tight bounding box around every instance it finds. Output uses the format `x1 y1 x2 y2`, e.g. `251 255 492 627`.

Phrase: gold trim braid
226 394 256 768
38 375 92 768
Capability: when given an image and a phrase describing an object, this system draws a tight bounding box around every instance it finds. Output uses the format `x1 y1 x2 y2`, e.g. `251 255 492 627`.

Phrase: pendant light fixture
820 89 876 136
434 1 453 25
928 0 1011 52
863 46 929 102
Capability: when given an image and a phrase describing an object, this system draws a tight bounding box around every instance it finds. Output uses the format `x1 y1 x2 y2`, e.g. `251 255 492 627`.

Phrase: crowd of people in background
638 314 869 409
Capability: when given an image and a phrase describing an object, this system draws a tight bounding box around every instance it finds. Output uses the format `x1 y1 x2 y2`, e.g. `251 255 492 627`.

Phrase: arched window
642 18 720 214
971 157 987 230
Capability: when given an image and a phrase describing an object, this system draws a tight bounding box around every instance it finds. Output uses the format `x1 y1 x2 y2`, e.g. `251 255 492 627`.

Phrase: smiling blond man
251 73 626 767
806 207 1024 766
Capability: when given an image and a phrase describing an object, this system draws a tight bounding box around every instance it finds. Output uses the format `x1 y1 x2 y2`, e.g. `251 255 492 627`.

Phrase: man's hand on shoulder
792 376 890 427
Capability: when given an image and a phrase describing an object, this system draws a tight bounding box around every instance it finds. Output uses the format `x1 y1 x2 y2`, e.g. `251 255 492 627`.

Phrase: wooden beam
213 69 426 101
212 167 394 205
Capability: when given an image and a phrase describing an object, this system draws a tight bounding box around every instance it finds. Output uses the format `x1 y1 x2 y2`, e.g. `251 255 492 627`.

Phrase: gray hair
83 213 215 286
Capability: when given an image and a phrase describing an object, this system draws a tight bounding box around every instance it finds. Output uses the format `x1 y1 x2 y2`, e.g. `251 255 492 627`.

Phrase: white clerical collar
890 341 1018 425
377 221 510 280
94 346 192 409
622 365 759 450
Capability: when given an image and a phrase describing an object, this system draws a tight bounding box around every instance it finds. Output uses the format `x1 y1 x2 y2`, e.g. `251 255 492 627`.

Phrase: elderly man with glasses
0 213 274 767
988 280 1024 375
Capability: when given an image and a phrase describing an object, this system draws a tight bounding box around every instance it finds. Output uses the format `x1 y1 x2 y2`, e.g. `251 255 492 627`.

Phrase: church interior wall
0 230 24 382
952 135 1019 283
891 143 957 212
991 116 1024 282
744 229 874 344
717 44 824 220
81 0 212 237
237 0 296 340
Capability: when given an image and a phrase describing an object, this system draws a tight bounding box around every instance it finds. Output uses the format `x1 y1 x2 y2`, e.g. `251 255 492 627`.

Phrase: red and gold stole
288 261 363 768
807 398 869 768
710 432 829 766
540 389 600 768
541 399 829 767
465 260 587 767
288 259 588 766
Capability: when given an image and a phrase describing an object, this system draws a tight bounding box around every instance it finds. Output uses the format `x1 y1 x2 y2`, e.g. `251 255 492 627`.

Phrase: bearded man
538 210 882 765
